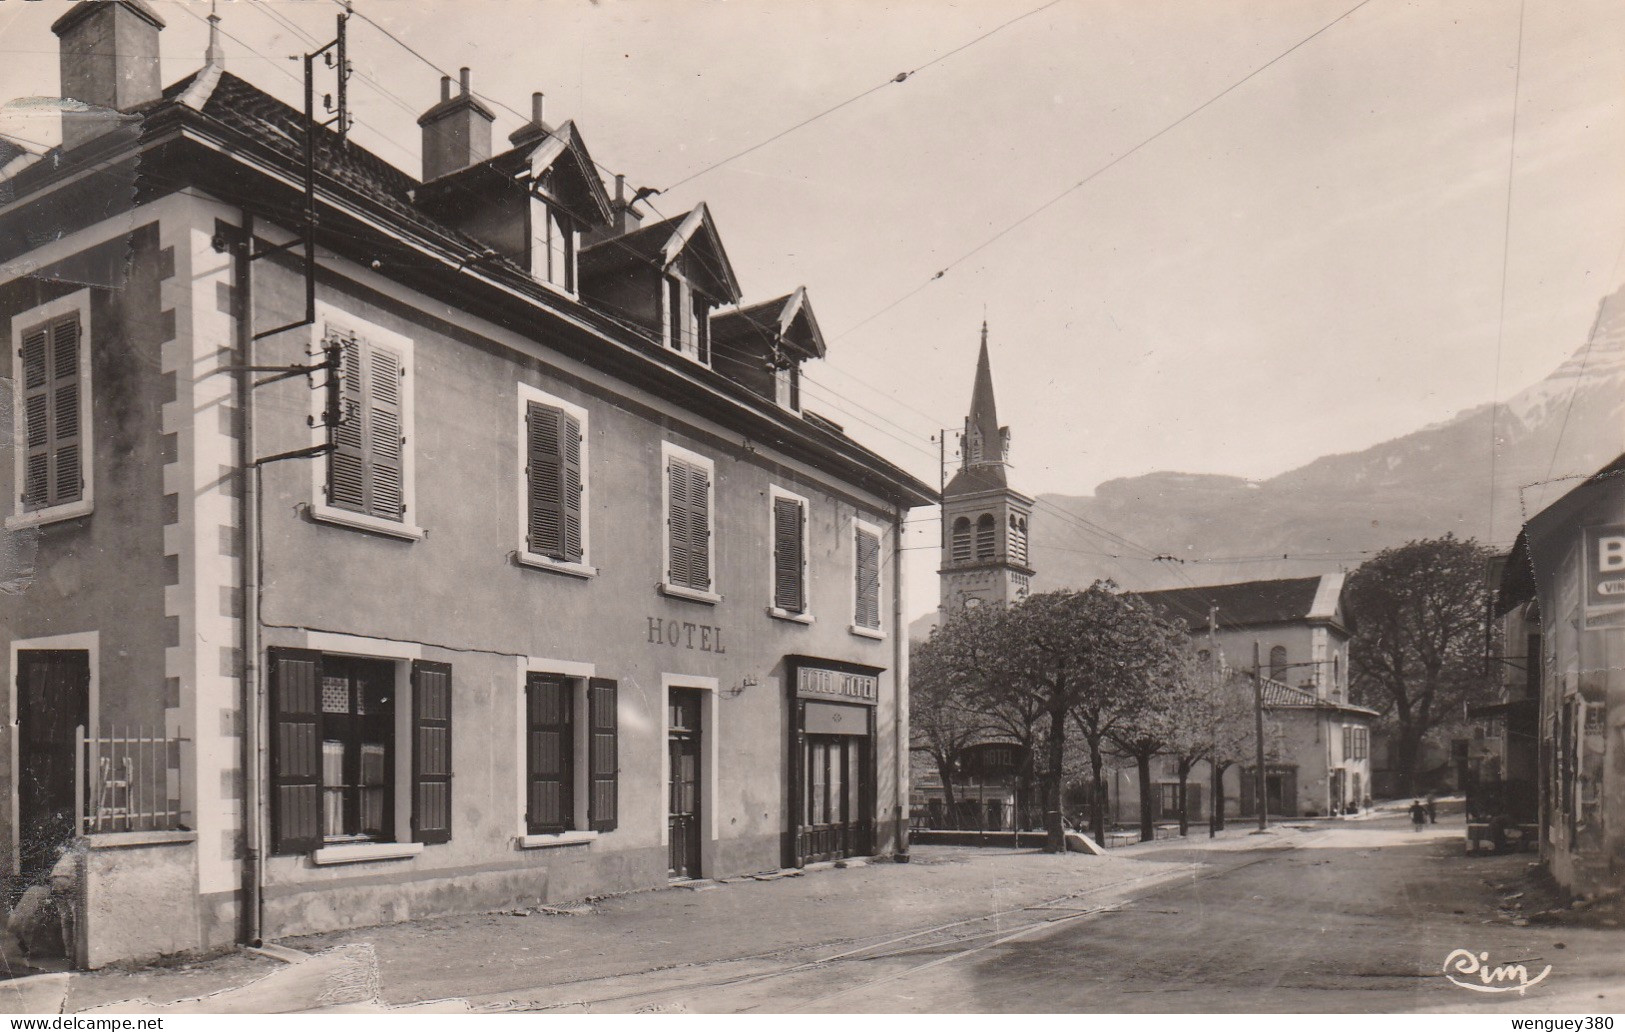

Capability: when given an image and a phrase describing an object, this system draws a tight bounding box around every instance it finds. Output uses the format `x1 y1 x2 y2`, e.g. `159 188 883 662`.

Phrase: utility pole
1208 604 1219 839
1253 640 1267 832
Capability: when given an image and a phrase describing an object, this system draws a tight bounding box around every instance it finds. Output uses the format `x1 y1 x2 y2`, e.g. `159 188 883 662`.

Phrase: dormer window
773 360 800 411
531 197 576 294
664 271 711 363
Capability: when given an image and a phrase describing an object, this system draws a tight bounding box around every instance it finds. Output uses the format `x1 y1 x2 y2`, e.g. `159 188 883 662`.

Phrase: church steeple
938 321 1034 611
963 321 1010 471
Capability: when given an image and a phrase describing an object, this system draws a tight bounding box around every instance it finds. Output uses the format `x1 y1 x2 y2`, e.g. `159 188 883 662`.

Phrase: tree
1106 642 1200 843
908 637 994 826
1159 647 1221 837
925 585 1185 852
1346 534 1496 797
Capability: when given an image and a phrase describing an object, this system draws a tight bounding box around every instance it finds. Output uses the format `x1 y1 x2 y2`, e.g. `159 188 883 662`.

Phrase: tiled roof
711 287 825 360
1138 576 1328 631
579 213 684 278
1260 678 1318 707
944 464 1008 493
161 71 523 275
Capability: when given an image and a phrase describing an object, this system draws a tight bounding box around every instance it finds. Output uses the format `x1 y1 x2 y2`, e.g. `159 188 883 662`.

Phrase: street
44 810 1623 1015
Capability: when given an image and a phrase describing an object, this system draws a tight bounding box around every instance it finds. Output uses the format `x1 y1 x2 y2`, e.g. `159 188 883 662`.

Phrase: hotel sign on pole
1584 525 1625 627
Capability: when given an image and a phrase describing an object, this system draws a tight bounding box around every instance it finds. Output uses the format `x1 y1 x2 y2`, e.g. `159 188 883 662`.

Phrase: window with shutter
587 678 618 832
854 524 882 630
526 674 573 834
19 312 86 512
772 494 805 613
412 660 453 844
951 517 972 564
270 648 323 855
975 513 996 559
314 311 417 538
665 451 713 593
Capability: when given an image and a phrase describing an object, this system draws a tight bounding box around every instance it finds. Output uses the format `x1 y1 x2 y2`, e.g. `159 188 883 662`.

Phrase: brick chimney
508 91 549 149
52 0 166 151
417 67 494 182
610 175 643 234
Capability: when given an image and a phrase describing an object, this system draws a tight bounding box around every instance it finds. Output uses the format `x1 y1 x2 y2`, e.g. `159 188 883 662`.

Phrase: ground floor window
320 656 393 842
269 647 453 854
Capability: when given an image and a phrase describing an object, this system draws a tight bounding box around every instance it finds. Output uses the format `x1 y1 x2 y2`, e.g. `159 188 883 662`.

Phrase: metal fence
76 725 185 834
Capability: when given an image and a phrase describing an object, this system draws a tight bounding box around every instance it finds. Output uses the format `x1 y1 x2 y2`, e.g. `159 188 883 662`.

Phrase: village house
1131 575 1377 821
1 1 933 966
1495 454 1625 897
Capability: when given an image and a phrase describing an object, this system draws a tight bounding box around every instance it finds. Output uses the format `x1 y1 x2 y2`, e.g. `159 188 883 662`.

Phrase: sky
3 0 1622 619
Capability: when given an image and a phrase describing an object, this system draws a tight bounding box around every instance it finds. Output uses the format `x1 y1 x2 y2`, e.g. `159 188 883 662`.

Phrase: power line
661 0 1068 193
1485 0 1527 546
832 0 1381 343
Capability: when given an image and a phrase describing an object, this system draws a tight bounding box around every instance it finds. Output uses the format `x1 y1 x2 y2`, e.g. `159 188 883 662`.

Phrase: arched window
975 513 996 559
1009 514 1028 565
1269 645 1287 682
951 517 972 563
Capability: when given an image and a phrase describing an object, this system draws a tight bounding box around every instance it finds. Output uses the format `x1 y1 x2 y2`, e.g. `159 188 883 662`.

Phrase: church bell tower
939 323 1035 610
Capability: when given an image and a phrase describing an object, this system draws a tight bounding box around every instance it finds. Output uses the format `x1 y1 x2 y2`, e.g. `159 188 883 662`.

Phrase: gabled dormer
711 287 825 410
416 88 611 297
579 202 742 364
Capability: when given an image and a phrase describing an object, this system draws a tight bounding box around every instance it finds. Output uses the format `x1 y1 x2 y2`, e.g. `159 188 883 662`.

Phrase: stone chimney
610 174 643 235
508 91 550 149
417 67 494 182
52 0 166 151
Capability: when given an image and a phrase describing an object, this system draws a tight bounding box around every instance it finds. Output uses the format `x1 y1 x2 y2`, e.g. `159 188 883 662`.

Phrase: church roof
966 322 1002 463
1137 574 1346 631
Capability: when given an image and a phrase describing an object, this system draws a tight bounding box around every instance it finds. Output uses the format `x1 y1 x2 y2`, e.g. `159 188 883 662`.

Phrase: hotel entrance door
667 689 702 880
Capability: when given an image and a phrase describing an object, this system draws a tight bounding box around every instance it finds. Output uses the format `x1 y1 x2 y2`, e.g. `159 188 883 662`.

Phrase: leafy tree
1346 534 1496 796
908 637 995 824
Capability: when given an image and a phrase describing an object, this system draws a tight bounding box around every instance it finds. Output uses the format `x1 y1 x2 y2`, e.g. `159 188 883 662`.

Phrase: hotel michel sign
795 665 879 705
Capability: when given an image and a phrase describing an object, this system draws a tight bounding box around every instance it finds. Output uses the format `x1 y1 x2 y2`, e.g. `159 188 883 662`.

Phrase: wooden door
667 690 701 880
15 650 89 899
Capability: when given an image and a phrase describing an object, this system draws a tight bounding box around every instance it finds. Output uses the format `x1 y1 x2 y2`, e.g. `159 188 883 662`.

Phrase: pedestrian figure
1425 793 1437 824
1409 799 1426 831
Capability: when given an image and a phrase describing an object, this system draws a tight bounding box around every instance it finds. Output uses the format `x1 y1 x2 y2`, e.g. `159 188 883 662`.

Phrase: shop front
787 657 880 866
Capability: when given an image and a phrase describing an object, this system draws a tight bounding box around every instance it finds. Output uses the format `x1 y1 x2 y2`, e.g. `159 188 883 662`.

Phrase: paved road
783 817 1620 1014
565 816 1623 1014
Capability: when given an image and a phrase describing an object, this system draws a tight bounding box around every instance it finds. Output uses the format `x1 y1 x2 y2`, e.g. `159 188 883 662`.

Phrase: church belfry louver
939 323 1035 609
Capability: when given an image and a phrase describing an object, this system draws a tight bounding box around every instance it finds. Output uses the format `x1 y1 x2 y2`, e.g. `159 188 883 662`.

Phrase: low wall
908 830 1052 848
80 831 200 969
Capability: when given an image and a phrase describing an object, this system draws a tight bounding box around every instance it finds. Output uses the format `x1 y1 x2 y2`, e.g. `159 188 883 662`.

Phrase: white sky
3 0 1622 619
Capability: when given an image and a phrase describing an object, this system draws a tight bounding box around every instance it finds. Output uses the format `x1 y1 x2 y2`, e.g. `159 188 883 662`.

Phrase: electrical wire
661 0 1069 192
1485 0 1527 546
831 0 1381 343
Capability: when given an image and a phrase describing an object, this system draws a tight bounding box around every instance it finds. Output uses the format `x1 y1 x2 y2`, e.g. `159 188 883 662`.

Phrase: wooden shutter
269 648 322 854
327 331 367 513
526 403 564 557
562 413 583 561
687 462 711 589
773 496 804 612
366 343 405 522
411 660 453 844
855 527 881 629
19 314 83 511
667 458 691 587
587 677 618 832
526 673 572 834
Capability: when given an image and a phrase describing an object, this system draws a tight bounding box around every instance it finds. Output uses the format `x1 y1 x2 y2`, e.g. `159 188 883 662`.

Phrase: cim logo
1443 949 1552 995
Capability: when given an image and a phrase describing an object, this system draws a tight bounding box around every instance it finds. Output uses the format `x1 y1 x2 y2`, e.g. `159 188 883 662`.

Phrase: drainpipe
235 212 265 946
892 503 909 860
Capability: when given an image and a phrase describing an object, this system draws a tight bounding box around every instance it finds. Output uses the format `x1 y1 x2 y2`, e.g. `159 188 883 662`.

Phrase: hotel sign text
796 666 878 705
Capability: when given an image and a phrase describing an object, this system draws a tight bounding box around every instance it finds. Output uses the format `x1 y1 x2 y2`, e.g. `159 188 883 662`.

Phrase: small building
0 3 933 966
1131 575 1378 820
1496 454 1625 896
